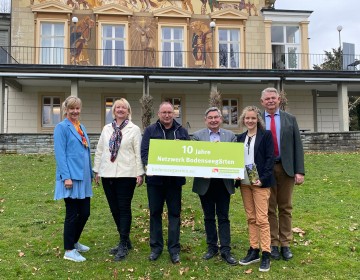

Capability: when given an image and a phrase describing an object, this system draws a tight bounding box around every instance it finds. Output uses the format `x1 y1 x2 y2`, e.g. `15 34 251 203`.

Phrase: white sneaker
74 242 90 252
64 249 86 262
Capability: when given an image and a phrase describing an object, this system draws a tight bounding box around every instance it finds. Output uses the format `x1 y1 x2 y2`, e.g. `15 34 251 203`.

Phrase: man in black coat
141 102 190 264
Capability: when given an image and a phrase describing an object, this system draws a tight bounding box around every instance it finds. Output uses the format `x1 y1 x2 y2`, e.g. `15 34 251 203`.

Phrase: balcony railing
1 46 359 71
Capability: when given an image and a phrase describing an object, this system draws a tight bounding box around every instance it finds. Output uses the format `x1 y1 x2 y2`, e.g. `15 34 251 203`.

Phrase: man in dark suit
192 107 237 265
260 87 305 261
141 102 190 264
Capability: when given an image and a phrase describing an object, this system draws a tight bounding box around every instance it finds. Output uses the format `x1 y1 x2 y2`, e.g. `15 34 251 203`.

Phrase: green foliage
0 153 359 279
313 47 342 70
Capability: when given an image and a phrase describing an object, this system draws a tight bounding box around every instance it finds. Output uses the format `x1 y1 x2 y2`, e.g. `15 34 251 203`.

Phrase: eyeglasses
206 115 220 120
160 111 174 115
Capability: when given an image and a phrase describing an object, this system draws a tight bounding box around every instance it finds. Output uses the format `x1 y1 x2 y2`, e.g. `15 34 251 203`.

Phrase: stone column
337 83 349 131
0 77 4 133
71 78 79 97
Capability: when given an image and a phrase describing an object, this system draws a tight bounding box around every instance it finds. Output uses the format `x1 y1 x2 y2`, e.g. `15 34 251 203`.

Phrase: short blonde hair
239 106 265 130
112 98 132 120
62 96 82 117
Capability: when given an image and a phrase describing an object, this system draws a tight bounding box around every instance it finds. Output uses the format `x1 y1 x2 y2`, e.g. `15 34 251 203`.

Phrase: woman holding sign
93 98 144 261
236 106 276 272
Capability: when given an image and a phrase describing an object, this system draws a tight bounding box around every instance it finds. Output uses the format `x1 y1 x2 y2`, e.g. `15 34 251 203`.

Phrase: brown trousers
240 184 271 252
268 163 295 247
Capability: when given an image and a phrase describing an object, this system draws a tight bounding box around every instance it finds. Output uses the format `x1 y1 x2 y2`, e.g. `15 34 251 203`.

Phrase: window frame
222 96 239 128
218 27 241 69
99 22 129 66
38 93 65 132
37 21 66 65
158 24 187 68
271 24 301 70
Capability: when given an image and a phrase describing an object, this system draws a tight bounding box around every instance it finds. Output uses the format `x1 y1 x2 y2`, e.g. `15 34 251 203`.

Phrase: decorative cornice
31 0 73 13
210 8 248 20
153 6 192 18
93 3 133 16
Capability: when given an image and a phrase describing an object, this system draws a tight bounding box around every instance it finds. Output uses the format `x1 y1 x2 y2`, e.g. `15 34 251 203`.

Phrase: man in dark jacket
141 102 190 264
260 87 305 261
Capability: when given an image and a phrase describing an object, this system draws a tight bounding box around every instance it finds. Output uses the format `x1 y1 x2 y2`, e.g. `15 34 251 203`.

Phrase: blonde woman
236 106 275 272
54 96 93 262
93 98 144 261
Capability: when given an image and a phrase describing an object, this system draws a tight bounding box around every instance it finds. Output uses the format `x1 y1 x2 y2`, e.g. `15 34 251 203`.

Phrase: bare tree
209 89 222 110
139 95 154 130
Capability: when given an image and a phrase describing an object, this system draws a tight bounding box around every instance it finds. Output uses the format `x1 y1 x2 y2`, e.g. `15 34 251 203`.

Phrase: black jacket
141 119 190 186
236 129 276 188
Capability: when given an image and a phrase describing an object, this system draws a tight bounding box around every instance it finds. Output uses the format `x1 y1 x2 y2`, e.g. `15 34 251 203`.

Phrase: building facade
0 0 359 135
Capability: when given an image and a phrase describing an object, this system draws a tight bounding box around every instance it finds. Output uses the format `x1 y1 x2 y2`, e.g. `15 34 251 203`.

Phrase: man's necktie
270 114 279 157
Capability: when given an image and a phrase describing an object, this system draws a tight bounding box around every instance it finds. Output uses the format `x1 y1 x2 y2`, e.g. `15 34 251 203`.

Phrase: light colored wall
317 96 339 132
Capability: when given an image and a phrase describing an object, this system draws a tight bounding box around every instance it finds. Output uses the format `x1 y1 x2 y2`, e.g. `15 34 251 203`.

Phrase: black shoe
114 243 128 261
109 239 132 255
149 251 161 261
259 251 271 272
239 247 260 265
270 246 281 260
281 246 293 261
203 249 219 260
170 253 180 264
221 252 237 266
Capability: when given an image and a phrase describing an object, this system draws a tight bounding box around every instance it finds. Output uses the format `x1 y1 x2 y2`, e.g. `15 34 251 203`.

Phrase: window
0 0 11 13
40 22 65 64
102 24 126 66
222 98 238 126
271 25 300 69
161 27 184 67
42 96 61 127
0 30 9 64
218 28 240 68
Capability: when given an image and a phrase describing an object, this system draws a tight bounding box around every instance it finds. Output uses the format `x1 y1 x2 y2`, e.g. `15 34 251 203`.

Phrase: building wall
5 83 316 133
1 132 360 154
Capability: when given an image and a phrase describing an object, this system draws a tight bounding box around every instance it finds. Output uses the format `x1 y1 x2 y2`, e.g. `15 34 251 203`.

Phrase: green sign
147 139 245 179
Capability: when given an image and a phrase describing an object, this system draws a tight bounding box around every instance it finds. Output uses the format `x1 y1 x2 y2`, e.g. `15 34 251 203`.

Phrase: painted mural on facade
30 0 260 16
71 15 95 65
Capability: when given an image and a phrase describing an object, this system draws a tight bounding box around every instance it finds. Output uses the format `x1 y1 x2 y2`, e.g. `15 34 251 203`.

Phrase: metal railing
1 46 359 71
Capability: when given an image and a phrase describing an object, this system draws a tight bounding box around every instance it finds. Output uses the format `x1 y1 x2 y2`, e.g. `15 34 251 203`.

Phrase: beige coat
93 121 145 178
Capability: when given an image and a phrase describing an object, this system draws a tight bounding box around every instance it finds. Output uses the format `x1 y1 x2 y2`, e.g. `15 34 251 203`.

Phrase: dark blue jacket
141 120 190 186
237 129 276 188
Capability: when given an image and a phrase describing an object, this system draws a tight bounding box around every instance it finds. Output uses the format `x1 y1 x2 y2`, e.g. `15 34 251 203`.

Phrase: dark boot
259 251 271 272
114 242 129 261
239 247 260 265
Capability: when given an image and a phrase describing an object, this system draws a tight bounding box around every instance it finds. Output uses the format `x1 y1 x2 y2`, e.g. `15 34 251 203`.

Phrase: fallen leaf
244 268 253 274
19 252 25 257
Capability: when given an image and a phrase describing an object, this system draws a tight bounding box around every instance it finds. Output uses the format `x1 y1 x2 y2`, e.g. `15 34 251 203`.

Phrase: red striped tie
270 114 279 157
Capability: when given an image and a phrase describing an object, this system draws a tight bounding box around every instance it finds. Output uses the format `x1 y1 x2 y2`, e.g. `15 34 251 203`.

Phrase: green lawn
0 153 359 279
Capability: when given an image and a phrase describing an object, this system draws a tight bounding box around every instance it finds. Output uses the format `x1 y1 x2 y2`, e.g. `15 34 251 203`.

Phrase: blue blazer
237 129 276 188
54 118 92 181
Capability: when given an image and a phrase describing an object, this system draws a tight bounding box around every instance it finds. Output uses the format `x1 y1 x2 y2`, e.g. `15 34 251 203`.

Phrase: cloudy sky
276 0 360 55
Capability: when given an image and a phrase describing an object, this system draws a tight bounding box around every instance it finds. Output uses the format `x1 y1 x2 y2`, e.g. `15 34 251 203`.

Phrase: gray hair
239 105 265 130
158 101 174 112
204 107 222 117
261 87 279 99
112 98 132 120
62 96 82 117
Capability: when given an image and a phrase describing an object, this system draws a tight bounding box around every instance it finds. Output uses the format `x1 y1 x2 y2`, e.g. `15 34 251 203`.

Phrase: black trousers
102 177 136 243
64 197 90 250
199 179 231 254
147 183 182 254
